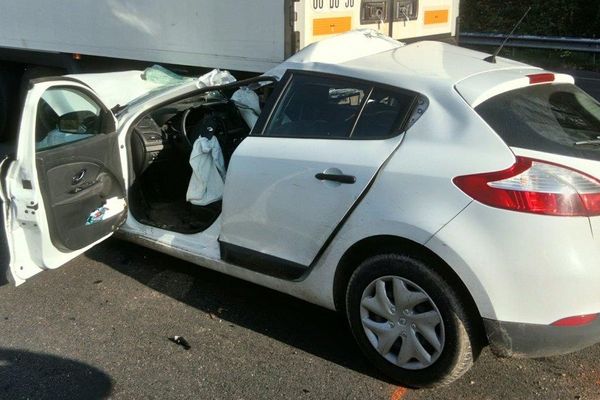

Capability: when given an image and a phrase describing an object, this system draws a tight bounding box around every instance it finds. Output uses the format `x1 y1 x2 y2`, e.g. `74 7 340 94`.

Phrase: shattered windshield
115 67 237 116
113 84 191 116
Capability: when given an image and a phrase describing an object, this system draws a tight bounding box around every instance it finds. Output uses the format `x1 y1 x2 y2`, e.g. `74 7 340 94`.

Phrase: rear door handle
315 173 356 184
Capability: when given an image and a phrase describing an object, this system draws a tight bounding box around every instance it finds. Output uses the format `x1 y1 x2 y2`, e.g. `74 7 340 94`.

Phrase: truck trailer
0 0 460 141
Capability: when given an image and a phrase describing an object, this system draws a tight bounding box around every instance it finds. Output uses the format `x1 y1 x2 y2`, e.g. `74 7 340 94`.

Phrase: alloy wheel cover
359 275 445 370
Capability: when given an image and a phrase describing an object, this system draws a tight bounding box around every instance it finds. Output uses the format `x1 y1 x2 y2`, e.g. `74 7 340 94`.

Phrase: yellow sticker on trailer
424 9 449 25
313 17 352 36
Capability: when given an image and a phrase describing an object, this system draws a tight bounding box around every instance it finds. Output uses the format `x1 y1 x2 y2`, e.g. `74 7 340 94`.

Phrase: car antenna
484 7 532 64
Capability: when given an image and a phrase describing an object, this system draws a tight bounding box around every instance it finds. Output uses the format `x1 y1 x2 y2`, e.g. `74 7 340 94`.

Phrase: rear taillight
453 157 600 217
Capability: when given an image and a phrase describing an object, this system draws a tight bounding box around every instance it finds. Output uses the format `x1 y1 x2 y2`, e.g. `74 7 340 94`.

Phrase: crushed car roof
268 30 543 95
69 30 552 112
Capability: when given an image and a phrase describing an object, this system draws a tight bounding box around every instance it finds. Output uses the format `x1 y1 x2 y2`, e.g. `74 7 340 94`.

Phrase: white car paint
265 29 404 80
2 80 122 284
220 135 405 267
429 200 600 325
455 69 575 107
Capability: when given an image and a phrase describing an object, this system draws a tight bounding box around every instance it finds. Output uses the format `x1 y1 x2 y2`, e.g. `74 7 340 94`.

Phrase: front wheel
346 254 479 388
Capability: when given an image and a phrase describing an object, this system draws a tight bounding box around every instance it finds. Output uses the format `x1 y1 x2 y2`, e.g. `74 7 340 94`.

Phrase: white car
1 31 600 387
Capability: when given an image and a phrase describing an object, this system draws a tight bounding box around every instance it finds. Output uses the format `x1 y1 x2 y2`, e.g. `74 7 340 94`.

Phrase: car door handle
72 169 87 185
315 172 356 184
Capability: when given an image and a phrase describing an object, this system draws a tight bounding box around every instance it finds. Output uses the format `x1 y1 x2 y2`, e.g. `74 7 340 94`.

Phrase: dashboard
130 98 251 176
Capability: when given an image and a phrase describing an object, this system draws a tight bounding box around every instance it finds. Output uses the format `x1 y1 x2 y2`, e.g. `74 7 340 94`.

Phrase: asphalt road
0 235 600 400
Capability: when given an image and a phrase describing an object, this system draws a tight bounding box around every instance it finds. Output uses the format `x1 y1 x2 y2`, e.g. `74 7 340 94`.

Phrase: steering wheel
181 108 194 147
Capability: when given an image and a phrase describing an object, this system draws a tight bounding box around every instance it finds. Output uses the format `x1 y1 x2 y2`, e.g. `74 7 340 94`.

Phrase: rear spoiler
455 70 575 108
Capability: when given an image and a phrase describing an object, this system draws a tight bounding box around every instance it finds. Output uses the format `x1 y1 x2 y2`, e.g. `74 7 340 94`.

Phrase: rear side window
352 88 416 139
264 74 369 138
262 73 417 139
476 84 600 160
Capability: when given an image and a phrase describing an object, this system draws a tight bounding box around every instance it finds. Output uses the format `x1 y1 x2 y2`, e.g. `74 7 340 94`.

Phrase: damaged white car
2 30 600 387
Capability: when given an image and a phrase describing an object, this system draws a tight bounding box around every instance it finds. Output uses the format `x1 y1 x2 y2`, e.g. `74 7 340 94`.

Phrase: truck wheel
345 254 478 388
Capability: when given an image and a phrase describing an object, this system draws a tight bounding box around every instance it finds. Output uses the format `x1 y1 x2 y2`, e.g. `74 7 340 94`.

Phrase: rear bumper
427 201 600 324
484 317 600 358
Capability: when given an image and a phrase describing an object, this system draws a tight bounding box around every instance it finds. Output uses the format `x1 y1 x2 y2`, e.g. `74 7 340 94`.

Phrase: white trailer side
0 0 294 72
0 0 460 141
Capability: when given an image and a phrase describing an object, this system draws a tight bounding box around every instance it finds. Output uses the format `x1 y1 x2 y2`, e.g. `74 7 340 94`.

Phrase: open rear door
0 78 127 285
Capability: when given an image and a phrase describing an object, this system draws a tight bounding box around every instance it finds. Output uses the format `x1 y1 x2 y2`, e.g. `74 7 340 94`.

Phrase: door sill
219 241 308 281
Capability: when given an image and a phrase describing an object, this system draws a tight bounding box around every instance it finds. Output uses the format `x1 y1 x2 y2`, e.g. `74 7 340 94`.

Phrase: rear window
475 84 600 161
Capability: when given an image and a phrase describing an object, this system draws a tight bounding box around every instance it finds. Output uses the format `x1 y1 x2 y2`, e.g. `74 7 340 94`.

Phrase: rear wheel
346 254 478 388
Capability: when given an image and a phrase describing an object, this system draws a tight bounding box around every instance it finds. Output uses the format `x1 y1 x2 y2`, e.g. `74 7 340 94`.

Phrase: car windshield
114 82 194 116
475 83 600 161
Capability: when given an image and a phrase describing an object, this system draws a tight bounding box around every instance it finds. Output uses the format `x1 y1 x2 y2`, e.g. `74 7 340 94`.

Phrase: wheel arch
332 235 487 344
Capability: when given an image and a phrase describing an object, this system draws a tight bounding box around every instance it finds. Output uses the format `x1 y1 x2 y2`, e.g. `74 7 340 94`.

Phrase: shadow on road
0 348 113 399
86 238 385 382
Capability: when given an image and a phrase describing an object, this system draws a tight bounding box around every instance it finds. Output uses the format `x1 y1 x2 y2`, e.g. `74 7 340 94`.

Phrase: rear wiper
575 137 600 146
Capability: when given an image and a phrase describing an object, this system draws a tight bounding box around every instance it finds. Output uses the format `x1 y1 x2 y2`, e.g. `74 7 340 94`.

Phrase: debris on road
168 336 191 350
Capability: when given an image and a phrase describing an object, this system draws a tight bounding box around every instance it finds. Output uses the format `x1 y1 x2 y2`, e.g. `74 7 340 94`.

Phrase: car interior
126 74 417 235
30 73 417 244
128 81 276 234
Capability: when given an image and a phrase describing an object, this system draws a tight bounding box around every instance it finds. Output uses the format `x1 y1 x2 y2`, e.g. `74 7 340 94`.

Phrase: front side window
476 84 600 161
36 87 109 152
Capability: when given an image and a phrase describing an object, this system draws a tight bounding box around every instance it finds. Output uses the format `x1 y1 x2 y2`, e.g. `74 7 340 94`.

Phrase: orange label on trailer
313 17 352 36
424 9 449 25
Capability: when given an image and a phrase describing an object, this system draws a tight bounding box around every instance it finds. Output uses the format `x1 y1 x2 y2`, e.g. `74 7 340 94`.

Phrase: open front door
0 78 127 285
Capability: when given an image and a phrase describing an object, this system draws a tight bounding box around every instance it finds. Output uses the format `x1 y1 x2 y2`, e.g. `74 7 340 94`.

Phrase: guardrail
459 32 600 53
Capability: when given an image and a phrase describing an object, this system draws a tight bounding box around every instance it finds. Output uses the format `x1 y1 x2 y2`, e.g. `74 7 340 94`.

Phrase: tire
346 253 478 388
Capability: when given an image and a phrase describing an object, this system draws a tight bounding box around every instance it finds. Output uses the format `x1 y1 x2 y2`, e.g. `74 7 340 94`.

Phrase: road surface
0 238 599 400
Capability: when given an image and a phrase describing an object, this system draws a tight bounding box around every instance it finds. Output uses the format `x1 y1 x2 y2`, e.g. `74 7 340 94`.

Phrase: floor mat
140 200 221 234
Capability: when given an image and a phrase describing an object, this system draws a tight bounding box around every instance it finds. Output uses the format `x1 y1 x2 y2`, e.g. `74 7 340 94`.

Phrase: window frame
34 84 116 153
252 69 422 141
